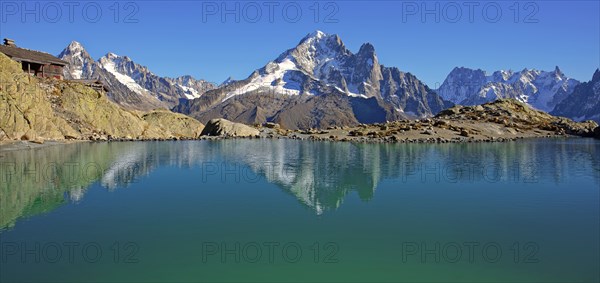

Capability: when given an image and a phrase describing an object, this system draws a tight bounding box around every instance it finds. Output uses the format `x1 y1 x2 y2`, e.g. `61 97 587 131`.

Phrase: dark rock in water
594 127 600 139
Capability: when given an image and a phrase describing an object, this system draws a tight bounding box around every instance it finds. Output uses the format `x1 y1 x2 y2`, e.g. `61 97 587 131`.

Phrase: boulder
264 122 280 129
201 119 260 137
594 126 600 139
142 110 205 139
436 106 462 117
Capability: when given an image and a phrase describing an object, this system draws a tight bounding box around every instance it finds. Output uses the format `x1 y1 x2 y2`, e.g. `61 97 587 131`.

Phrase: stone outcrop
0 53 204 142
436 99 598 137
201 118 260 137
142 110 204 139
250 98 600 144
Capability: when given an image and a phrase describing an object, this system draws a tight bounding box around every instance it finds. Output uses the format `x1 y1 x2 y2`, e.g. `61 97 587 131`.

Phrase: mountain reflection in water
1 139 599 229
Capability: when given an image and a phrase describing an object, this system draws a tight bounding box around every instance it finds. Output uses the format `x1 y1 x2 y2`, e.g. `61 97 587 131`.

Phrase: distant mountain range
58 41 216 110
174 31 452 129
437 66 580 112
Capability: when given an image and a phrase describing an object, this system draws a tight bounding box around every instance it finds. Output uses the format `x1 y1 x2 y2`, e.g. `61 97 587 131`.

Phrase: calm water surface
0 139 599 282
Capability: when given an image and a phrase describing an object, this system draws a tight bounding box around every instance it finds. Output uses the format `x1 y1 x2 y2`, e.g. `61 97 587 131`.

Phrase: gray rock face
58 41 216 111
175 31 451 129
437 66 580 112
200 119 260 137
552 69 600 123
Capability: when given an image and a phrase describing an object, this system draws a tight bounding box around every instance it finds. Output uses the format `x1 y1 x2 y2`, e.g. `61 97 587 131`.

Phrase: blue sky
1 1 598 87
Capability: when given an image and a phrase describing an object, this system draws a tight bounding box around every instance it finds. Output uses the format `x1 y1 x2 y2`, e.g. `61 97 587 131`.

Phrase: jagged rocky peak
355 43 378 68
102 52 118 60
436 67 488 104
98 52 153 79
221 76 234 86
298 30 345 49
58 41 95 80
449 66 487 78
280 30 351 75
553 66 564 77
490 70 512 82
100 52 134 66
552 69 600 123
592 68 600 82
98 52 122 67
358 42 375 54
60 41 87 56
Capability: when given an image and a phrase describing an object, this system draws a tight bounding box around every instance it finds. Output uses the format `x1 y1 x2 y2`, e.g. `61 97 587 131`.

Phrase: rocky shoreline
4 100 599 149
195 99 600 144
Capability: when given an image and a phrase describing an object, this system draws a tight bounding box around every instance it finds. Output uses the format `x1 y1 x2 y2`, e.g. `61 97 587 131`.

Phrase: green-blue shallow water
0 139 599 282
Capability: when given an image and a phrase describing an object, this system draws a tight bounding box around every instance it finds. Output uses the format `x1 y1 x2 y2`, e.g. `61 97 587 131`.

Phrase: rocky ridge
0 53 205 143
252 99 599 143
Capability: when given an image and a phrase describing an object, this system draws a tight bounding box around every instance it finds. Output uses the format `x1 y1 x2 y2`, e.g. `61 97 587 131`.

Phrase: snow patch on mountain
179 85 200 99
222 31 364 101
223 58 302 101
99 54 147 95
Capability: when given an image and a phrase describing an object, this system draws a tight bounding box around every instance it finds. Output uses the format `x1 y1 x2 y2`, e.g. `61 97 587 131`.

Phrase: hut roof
0 45 68 66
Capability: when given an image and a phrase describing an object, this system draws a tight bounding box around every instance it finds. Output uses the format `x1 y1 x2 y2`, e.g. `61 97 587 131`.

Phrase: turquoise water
0 139 599 282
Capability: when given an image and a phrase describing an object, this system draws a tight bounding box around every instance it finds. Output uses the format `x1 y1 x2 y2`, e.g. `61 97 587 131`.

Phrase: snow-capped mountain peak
199 31 451 123
98 53 148 95
58 41 94 80
278 31 351 77
306 30 326 39
65 41 85 54
223 31 372 101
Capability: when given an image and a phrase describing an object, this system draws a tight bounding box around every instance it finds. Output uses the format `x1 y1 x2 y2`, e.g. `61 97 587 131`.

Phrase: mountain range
437 66 580 112
552 69 600 122
58 41 216 110
57 32 599 126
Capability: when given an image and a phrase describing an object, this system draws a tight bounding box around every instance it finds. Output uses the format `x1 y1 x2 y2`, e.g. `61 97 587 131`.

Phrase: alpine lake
0 138 598 282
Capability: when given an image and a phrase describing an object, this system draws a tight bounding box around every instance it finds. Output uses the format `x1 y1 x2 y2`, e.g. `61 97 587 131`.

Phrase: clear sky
1 1 598 87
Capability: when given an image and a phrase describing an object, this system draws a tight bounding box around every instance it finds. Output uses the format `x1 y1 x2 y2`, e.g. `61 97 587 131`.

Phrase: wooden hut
0 38 68 79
